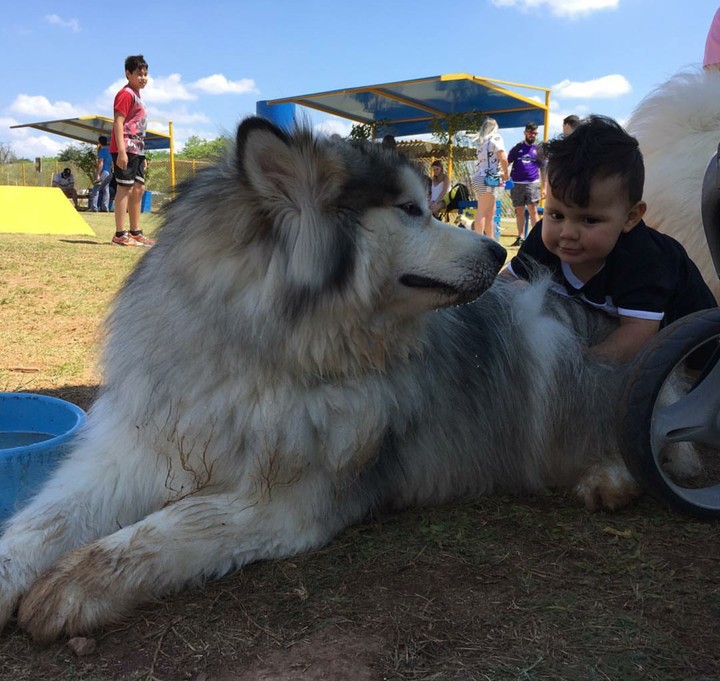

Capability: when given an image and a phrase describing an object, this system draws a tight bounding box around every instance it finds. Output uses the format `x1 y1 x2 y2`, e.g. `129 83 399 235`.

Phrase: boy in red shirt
110 55 154 247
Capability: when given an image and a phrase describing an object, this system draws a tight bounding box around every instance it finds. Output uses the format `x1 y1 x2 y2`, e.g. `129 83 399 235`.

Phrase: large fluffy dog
626 67 720 301
0 118 641 643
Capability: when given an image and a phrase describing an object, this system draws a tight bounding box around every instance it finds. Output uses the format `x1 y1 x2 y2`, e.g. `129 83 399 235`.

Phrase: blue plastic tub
141 190 152 213
0 393 86 523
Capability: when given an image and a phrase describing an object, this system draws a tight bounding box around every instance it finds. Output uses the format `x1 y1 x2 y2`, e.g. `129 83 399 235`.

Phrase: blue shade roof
10 115 172 151
264 73 551 137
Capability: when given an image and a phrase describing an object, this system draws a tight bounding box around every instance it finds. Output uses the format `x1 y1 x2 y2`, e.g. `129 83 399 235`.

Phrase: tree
348 123 373 142
347 120 392 143
0 142 17 164
178 135 229 161
58 144 98 185
429 111 487 178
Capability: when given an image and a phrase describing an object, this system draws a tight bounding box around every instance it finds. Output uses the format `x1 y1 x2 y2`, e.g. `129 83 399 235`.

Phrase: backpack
445 183 470 212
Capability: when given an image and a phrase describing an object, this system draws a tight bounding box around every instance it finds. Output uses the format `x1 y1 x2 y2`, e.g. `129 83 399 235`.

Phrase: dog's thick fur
626 67 720 301
0 118 643 643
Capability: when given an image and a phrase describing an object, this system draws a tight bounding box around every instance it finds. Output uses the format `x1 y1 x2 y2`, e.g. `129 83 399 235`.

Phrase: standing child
89 135 112 212
110 55 154 247
504 115 717 363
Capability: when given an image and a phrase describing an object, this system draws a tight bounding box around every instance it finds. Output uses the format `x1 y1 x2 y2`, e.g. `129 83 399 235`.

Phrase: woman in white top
470 117 509 239
428 159 450 217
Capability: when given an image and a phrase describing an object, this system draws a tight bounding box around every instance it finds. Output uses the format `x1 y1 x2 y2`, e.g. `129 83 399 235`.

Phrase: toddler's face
541 175 645 282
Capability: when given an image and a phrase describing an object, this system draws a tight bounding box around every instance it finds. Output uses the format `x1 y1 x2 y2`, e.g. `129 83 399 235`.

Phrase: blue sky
1 0 717 158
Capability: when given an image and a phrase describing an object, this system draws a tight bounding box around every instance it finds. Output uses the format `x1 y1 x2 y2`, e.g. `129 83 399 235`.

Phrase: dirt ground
1 386 719 681
2 225 719 680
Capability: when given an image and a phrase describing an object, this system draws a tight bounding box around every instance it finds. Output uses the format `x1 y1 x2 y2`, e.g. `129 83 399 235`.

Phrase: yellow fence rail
1 156 517 222
0 158 212 209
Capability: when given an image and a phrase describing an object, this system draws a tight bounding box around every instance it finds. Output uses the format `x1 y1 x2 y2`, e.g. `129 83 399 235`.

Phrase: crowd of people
424 113 584 243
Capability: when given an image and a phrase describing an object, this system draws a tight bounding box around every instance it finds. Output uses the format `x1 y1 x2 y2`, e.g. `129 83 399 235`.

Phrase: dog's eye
396 201 423 217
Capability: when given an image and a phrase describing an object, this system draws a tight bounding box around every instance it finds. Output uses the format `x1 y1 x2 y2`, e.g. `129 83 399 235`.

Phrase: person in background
428 159 450 218
507 122 546 247
110 54 154 247
52 167 78 209
562 115 580 136
381 134 397 150
503 115 716 364
89 135 112 212
469 117 508 239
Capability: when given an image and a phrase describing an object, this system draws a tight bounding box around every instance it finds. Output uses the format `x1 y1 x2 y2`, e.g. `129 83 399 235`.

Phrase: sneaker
111 234 142 247
129 233 155 247
511 237 525 247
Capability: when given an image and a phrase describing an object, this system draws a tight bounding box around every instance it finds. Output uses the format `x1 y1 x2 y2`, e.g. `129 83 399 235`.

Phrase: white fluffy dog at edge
0 117 647 644
626 66 720 301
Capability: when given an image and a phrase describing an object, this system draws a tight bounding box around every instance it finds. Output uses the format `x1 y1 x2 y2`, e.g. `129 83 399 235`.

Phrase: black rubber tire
618 308 720 519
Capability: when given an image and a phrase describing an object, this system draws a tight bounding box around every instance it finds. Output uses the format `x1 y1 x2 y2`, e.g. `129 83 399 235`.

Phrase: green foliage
178 135 230 160
430 111 486 147
58 144 98 185
348 123 373 142
430 111 486 173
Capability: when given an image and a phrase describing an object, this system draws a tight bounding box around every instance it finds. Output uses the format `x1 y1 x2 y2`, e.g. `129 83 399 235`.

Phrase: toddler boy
504 115 717 363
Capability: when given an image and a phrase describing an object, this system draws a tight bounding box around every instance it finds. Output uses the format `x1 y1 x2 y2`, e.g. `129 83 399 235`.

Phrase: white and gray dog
0 117 642 642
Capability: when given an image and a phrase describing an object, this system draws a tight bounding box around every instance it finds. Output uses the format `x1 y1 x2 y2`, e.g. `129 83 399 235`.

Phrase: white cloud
552 74 631 98
314 118 353 138
148 107 211 126
142 74 197 104
190 74 258 96
490 0 618 18
9 94 83 119
0 116 66 158
14 134 66 158
98 73 258 113
44 14 80 32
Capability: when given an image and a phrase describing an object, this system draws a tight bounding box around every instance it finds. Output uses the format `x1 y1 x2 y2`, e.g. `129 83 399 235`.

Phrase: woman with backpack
470 117 509 239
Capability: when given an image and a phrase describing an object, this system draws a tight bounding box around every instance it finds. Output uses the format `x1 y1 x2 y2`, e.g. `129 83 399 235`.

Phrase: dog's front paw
17 545 130 644
574 463 640 512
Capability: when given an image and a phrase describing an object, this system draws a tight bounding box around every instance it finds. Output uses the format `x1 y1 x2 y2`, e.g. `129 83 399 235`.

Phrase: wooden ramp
0 187 95 236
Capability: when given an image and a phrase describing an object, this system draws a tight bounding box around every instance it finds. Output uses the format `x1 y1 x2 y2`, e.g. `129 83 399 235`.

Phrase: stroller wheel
618 308 720 519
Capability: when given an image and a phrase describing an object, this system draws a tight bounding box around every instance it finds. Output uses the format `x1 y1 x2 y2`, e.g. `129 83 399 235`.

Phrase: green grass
0 211 161 393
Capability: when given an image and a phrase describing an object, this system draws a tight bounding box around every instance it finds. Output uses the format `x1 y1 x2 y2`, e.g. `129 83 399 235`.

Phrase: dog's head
229 117 506 317
150 117 506 373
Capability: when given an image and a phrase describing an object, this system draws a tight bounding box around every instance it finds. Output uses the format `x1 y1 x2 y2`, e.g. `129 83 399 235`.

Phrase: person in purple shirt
507 121 546 247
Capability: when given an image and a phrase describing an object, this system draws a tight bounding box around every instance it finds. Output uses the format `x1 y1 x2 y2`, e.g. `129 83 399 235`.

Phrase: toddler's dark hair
544 115 644 207
125 55 148 73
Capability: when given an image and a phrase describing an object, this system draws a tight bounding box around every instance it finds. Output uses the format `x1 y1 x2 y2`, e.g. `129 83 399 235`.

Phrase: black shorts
112 153 145 187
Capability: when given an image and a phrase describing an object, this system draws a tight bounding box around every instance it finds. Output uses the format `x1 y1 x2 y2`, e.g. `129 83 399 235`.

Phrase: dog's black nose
488 240 507 268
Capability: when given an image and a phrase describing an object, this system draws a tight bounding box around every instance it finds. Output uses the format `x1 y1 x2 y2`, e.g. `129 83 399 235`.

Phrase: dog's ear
236 117 354 299
235 116 346 208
